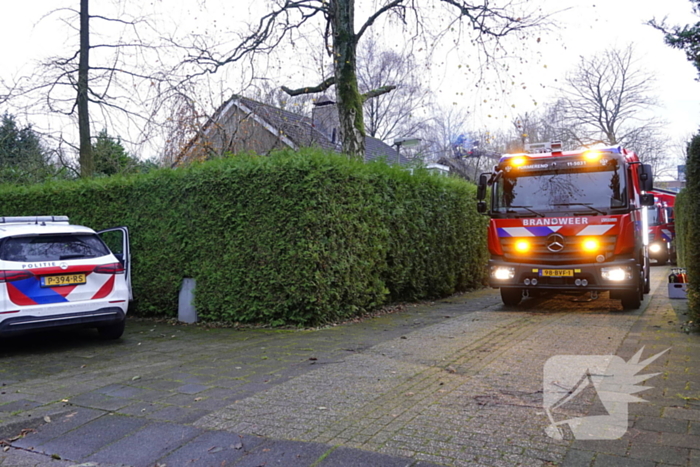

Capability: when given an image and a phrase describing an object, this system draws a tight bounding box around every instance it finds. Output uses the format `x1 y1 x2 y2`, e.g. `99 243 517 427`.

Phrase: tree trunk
329 0 365 159
78 0 94 177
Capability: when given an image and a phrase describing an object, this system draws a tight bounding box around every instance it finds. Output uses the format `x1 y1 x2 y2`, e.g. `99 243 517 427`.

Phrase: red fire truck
476 142 655 309
647 189 676 265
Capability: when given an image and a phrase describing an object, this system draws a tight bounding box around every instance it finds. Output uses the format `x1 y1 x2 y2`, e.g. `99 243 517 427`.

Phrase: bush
677 133 700 321
0 149 488 326
675 189 688 269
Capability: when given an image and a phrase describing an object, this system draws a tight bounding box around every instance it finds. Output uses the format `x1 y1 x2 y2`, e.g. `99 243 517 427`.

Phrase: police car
0 216 131 339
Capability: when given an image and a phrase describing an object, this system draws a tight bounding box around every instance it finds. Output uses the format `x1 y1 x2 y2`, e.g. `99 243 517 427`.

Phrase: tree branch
281 76 335 96
361 85 397 101
356 0 404 41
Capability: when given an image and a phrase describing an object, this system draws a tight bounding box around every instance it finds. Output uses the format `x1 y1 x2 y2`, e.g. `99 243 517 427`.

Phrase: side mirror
638 164 654 192
640 193 655 207
477 201 487 213
477 173 489 201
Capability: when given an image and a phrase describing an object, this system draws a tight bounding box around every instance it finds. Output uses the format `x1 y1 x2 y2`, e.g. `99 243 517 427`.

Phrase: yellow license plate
540 269 574 277
41 274 87 287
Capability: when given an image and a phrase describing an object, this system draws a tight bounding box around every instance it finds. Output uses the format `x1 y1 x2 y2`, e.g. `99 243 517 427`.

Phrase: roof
0 218 94 237
365 136 406 164
182 95 407 164
234 96 337 152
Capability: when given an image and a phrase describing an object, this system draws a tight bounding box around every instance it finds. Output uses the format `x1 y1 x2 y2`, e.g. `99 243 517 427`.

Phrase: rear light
93 262 125 274
0 270 34 282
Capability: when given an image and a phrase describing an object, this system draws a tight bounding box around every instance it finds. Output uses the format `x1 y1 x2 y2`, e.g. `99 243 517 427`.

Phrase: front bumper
0 307 125 337
488 258 640 292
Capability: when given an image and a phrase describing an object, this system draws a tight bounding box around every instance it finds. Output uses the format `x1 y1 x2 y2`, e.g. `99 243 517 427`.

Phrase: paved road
0 265 698 466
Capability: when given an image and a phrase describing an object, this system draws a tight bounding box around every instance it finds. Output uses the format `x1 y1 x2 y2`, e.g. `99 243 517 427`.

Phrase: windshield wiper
507 205 545 217
551 203 606 215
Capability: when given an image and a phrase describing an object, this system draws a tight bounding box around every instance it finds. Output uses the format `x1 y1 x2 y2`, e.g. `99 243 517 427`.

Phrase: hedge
675 188 688 269
676 133 700 322
0 149 488 326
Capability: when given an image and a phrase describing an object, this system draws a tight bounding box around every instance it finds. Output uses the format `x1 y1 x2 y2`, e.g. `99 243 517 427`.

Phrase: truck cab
477 142 655 309
647 190 676 265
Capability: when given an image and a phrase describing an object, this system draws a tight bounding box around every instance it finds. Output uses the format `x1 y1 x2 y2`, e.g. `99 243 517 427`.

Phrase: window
494 162 627 216
0 234 110 262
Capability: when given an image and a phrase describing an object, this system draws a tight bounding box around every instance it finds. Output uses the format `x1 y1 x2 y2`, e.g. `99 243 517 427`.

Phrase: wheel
621 273 643 310
655 252 668 265
644 268 650 294
620 289 641 309
500 288 523 306
97 319 125 340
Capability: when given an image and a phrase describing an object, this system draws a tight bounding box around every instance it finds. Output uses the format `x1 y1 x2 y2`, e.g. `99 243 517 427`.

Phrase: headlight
492 266 515 280
649 243 662 253
601 267 629 281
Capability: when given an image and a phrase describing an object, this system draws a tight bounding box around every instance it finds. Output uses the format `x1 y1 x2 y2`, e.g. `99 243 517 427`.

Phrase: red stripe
7 283 38 306
27 265 96 275
91 275 115 299
53 285 78 298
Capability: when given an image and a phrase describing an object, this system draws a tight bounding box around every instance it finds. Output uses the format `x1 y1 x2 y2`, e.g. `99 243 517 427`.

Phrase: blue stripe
11 278 69 305
497 228 512 237
527 226 555 237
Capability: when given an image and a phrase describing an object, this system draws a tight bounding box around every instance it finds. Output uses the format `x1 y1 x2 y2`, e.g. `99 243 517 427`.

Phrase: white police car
0 216 131 339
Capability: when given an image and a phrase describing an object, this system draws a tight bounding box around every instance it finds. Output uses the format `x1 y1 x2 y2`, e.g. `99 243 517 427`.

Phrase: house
175 95 407 166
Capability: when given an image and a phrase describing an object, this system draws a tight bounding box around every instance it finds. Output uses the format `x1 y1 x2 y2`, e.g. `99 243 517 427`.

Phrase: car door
97 227 132 301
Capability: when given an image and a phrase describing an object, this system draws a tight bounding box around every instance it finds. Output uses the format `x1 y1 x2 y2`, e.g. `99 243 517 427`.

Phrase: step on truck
476 142 655 309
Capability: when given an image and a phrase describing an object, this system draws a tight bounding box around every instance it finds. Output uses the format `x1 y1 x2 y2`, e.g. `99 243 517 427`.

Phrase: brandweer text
522 218 589 226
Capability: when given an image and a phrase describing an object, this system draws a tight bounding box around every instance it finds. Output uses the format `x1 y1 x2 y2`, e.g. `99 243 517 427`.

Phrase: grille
501 235 616 265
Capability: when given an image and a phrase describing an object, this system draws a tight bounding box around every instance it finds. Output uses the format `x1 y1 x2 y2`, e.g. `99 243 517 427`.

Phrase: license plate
41 274 87 287
540 269 574 277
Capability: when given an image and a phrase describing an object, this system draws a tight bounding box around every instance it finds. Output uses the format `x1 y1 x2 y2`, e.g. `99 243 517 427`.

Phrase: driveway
1 265 698 467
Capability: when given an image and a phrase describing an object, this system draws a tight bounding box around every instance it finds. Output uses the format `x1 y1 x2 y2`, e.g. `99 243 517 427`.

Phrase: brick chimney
312 95 340 144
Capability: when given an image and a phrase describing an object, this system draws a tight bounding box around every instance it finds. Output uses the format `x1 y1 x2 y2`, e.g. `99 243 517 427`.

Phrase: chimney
312 95 340 144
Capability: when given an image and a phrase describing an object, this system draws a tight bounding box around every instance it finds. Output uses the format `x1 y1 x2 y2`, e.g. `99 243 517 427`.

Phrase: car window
0 234 111 262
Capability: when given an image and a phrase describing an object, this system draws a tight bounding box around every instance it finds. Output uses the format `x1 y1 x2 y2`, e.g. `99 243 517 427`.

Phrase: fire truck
647 189 676 265
476 142 655 309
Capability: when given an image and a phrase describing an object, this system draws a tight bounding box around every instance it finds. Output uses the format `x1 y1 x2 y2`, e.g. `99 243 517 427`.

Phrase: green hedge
0 149 488 326
675 188 688 269
677 133 700 321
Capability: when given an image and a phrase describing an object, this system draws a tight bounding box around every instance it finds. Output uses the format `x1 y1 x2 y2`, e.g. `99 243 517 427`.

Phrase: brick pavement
0 265 698 466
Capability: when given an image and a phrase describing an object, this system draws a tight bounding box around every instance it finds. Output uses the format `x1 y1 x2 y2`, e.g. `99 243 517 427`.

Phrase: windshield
493 161 627 216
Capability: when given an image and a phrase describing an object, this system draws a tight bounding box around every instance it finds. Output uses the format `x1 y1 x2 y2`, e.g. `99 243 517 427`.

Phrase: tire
620 289 641 309
621 272 643 310
500 288 523 306
655 252 668 265
642 276 651 294
97 319 125 340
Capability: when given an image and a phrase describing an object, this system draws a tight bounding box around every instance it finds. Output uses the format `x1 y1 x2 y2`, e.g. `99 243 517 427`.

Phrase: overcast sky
1 0 699 161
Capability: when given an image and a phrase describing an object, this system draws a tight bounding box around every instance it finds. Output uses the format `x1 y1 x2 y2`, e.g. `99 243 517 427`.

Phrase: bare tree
510 99 580 151
557 45 663 150
5 2 171 176
631 129 676 178
181 0 547 158
356 35 432 143
422 105 470 163
420 105 505 180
